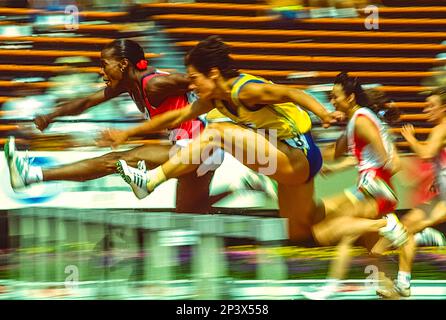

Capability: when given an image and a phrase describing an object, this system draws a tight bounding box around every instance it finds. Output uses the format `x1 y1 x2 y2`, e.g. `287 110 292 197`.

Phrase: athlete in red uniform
5 39 215 213
132 69 203 141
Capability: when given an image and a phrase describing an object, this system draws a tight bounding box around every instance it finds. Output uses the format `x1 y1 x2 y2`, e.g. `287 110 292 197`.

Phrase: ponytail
335 72 399 124
365 88 400 125
334 72 369 107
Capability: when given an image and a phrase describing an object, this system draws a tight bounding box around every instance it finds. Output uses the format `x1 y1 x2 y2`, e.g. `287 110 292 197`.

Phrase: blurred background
0 0 445 300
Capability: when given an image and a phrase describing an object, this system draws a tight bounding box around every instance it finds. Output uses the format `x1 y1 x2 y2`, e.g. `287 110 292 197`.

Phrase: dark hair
184 35 240 79
334 72 399 124
102 39 146 69
365 88 400 125
430 87 446 105
334 72 369 107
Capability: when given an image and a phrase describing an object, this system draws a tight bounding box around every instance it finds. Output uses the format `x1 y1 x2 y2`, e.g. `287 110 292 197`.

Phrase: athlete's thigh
427 199 446 225
206 122 309 185
321 192 380 221
400 207 429 232
321 193 353 218
311 216 338 246
312 215 354 246
358 197 381 219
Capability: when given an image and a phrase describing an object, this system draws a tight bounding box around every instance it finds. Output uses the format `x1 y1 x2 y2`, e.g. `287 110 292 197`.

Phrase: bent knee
401 209 428 231
101 151 138 169
340 234 358 244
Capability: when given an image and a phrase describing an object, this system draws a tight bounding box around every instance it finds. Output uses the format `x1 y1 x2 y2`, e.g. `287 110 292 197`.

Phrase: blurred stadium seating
0 0 445 300
0 1 444 150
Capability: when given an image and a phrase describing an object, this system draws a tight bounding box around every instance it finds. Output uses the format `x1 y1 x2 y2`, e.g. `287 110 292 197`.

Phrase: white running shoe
359 171 397 203
301 286 337 300
241 170 278 200
394 282 411 298
379 214 408 248
376 281 411 299
415 228 446 247
116 160 150 200
5 136 30 190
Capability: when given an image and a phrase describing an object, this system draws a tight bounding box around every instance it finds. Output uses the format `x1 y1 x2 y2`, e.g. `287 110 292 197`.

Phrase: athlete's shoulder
145 72 190 99
353 108 381 124
147 72 188 87
355 107 376 117
235 74 272 99
352 111 382 140
236 73 269 86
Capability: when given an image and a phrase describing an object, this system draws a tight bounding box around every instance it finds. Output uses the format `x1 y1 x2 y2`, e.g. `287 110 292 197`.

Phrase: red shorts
357 168 398 216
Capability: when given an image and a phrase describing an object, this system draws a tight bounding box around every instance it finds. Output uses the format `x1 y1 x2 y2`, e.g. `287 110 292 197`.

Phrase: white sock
25 166 43 184
146 166 166 192
397 271 411 289
382 214 397 232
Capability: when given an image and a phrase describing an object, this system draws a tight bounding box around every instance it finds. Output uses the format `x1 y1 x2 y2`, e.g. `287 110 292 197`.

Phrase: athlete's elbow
68 98 90 116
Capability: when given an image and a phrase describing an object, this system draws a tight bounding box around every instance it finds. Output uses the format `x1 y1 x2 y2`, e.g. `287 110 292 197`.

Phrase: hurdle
4 207 288 299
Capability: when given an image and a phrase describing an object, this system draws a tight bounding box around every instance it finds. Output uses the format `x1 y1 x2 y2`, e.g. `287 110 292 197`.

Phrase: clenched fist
34 114 52 131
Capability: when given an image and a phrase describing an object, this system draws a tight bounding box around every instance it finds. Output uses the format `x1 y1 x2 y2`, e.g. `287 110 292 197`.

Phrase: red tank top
139 71 203 141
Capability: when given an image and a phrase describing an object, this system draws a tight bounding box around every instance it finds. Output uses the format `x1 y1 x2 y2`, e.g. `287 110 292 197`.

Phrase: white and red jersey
346 107 397 215
434 147 446 199
346 107 395 173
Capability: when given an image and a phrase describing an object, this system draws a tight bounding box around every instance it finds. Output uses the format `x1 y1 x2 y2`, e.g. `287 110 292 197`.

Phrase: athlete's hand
97 128 129 149
321 111 345 128
401 124 415 142
34 114 52 131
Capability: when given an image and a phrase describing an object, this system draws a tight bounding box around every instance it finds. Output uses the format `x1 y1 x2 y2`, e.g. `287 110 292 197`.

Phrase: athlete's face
425 95 445 123
100 49 125 88
186 65 217 100
331 84 353 113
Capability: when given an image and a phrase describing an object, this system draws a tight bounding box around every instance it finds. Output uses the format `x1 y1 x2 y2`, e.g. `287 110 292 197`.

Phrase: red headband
136 59 148 70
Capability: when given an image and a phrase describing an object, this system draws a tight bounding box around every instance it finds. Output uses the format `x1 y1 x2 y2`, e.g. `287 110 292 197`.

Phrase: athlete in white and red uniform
4 39 219 213
346 106 398 216
303 73 406 300
377 87 446 299
434 148 446 200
